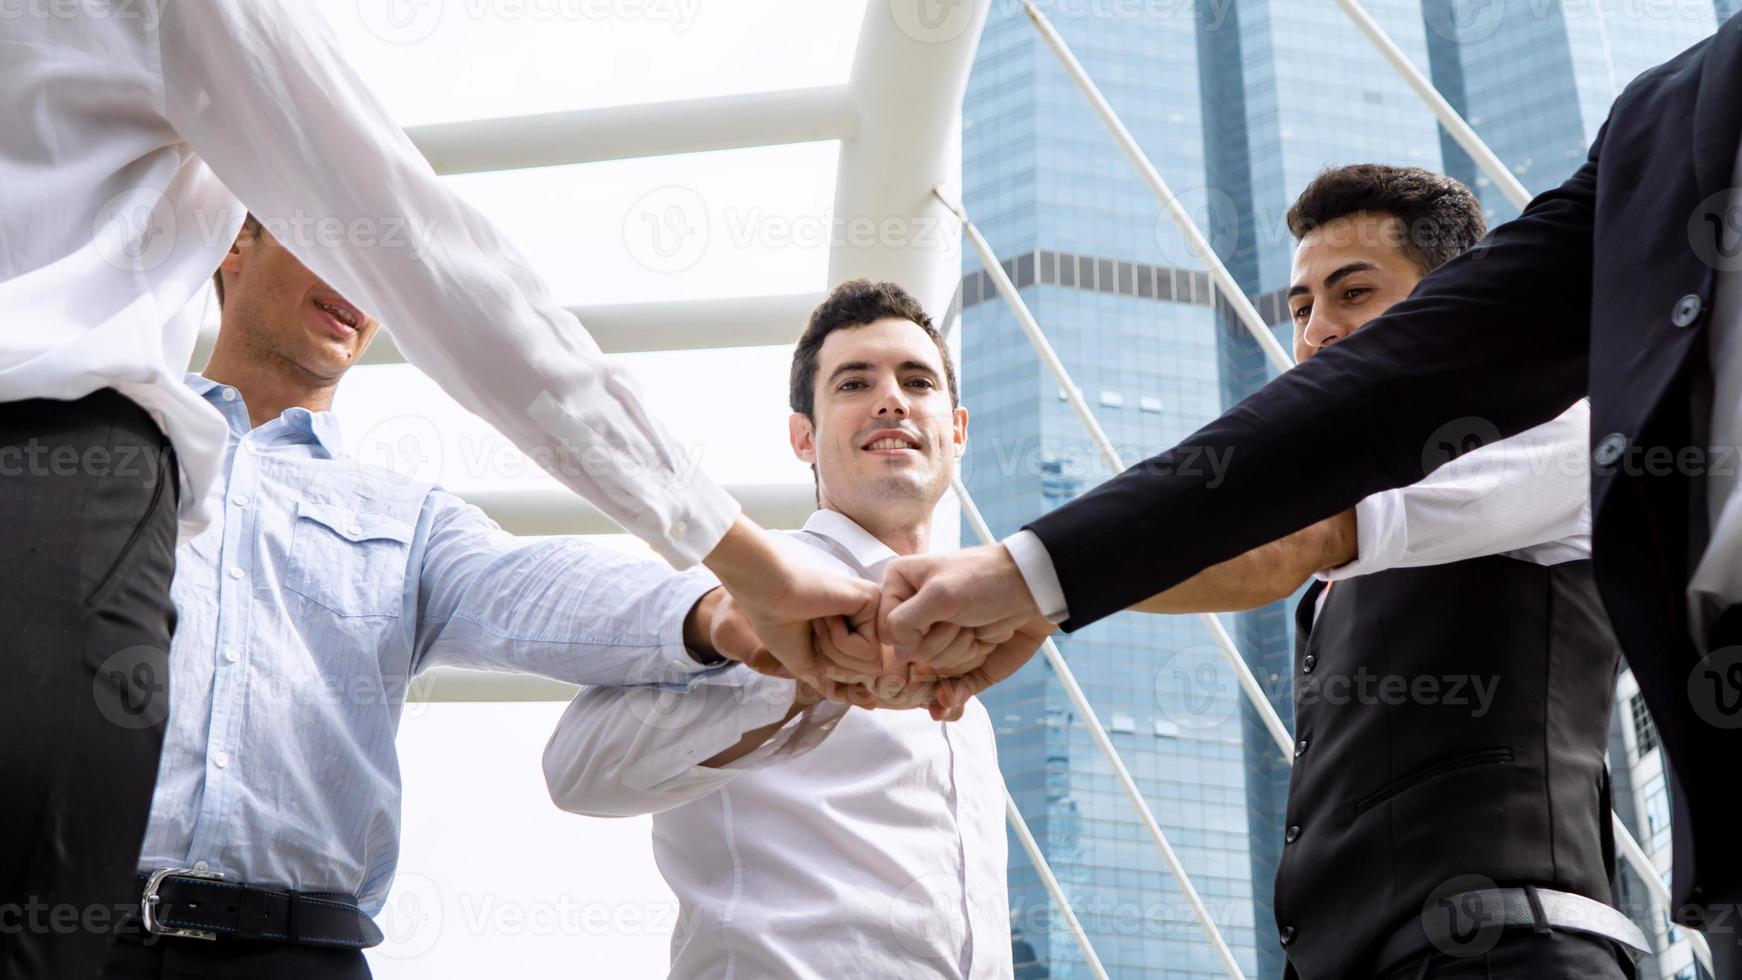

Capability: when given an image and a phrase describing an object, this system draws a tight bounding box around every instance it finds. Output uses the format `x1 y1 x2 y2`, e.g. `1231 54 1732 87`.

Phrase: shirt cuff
653 568 732 677
637 469 742 571
1317 491 1407 582
1004 529 1069 622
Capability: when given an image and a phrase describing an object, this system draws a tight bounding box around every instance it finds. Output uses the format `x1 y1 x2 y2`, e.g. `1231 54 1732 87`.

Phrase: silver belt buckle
140 867 224 941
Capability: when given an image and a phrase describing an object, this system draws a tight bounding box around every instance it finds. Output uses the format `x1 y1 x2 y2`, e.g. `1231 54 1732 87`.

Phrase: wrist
684 588 727 665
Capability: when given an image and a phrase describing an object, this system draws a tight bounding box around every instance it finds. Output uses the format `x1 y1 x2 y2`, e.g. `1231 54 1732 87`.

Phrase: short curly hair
1286 164 1486 274
788 279 957 421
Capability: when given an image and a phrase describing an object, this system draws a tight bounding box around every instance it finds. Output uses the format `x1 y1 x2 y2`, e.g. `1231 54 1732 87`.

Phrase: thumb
879 557 936 652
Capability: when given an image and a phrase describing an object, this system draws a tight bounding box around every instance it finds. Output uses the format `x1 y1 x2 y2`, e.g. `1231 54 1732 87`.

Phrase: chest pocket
285 501 416 617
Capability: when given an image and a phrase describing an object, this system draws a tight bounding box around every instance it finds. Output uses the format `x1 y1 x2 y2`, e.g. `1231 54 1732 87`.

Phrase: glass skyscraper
959 2 1723 977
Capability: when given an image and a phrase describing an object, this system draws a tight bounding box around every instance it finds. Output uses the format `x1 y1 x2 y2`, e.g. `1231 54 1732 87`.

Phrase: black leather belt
133 868 383 949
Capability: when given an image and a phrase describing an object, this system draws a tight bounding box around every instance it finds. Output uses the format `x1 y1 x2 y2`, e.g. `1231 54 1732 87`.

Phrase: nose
1302 311 1350 352
873 379 910 417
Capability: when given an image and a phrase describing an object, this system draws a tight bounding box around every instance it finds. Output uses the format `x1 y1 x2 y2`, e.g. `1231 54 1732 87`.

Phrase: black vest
1274 556 1622 979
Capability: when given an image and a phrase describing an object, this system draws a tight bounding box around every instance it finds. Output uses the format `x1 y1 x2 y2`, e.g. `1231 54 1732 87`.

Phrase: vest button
1302 654 1317 674
1286 825 1301 844
1672 293 1703 328
1592 432 1628 467
1279 926 1296 946
1295 738 1309 758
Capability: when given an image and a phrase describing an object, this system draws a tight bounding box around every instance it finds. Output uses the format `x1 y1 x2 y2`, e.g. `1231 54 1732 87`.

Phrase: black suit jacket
1027 14 1742 921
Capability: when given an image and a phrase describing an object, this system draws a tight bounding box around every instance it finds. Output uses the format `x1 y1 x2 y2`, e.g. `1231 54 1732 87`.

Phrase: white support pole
1004 791 1113 980
1021 2 1292 376
958 478 1247 980
942 186 1295 766
1328 0 1533 211
1614 814 1716 974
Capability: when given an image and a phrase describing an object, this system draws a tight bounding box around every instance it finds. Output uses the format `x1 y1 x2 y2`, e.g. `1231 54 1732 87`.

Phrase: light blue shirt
137 376 719 914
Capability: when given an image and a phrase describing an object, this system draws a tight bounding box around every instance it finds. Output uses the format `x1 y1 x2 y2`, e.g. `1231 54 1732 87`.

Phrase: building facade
959 2 1722 977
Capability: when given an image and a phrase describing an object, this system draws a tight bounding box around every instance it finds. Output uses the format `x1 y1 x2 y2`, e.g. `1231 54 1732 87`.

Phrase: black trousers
100 931 372 980
1375 928 1634 979
0 391 180 980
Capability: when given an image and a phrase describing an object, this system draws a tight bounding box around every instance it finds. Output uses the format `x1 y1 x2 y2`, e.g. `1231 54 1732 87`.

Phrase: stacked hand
702 521 1053 720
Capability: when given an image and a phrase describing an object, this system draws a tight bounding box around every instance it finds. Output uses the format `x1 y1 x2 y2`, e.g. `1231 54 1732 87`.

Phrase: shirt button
224 648 240 664
348 524 364 537
1593 432 1628 467
222 388 238 402
1286 825 1302 844
214 752 231 769
239 442 255 454
1279 926 1296 946
231 495 250 508
1672 293 1703 328
227 566 245 580
193 861 210 873
1302 654 1317 674
670 520 689 539
1295 737 1309 758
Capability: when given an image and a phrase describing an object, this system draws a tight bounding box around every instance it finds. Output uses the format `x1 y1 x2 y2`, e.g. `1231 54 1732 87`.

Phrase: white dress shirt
0 0 735 564
1687 138 1742 643
544 510 1012 980
1010 402 1593 621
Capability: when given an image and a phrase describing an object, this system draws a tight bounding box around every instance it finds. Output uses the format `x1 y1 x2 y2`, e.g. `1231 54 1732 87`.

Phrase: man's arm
886 126 1604 654
541 666 845 818
1130 510 1356 614
413 491 727 688
154 2 877 685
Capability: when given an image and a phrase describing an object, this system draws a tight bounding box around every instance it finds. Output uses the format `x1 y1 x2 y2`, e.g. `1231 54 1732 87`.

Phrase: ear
950 404 968 458
788 412 817 464
216 224 257 287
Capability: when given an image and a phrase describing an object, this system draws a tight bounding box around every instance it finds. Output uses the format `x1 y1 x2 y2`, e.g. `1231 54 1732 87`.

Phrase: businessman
94 217 768 979
1140 165 1641 978
0 5 871 976
543 280 1043 979
884 13 1742 972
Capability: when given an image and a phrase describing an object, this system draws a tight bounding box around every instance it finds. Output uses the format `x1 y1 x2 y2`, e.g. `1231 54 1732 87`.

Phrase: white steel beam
406 87 858 174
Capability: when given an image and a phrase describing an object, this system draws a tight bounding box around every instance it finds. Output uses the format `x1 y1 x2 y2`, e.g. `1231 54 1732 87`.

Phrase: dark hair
788 279 958 420
211 213 263 308
1286 164 1485 273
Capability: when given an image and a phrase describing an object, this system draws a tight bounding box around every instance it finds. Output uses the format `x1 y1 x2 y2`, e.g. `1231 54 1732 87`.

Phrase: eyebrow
826 359 939 383
1287 261 1379 299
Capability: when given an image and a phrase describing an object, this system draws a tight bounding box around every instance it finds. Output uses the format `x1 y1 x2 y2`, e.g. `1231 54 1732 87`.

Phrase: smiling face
214 223 380 382
790 317 967 530
1287 211 1426 363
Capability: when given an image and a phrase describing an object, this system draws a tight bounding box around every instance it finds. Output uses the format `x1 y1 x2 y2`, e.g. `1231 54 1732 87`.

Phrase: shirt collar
185 373 346 458
801 509 926 579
